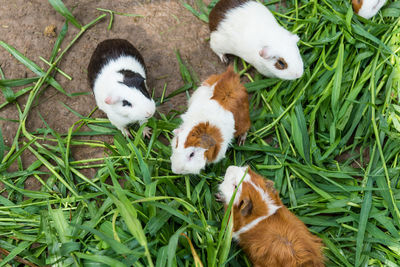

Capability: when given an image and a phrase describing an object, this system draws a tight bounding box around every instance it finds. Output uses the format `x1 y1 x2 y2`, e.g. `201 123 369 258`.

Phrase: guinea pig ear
201 133 219 161
104 95 120 105
265 179 275 189
173 128 182 136
239 198 253 217
259 46 271 59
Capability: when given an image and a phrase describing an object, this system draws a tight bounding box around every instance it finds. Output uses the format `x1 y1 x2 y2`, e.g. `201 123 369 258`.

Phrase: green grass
0 0 399 266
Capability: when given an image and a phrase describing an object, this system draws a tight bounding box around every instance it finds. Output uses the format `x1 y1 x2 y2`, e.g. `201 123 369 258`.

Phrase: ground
0 0 225 185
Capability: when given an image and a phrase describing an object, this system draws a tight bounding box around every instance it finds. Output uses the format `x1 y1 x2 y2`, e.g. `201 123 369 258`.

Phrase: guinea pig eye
189 152 195 159
122 100 132 107
275 57 288 70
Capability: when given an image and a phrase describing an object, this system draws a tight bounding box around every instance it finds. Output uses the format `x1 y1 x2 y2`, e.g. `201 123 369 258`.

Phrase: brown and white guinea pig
218 166 325 267
88 39 156 138
209 0 303 80
170 66 250 175
352 0 387 19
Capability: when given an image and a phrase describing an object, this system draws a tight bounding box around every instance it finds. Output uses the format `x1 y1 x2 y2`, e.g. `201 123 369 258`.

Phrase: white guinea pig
218 165 325 267
88 39 156 138
209 0 303 80
352 0 387 19
170 66 250 175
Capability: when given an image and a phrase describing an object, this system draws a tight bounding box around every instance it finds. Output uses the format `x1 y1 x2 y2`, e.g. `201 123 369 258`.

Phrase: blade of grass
0 65 15 102
48 0 82 29
49 21 68 63
74 252 126 267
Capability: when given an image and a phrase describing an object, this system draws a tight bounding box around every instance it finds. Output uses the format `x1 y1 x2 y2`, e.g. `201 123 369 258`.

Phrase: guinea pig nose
215 193 224 202
145 112 152 118
173 167 182 174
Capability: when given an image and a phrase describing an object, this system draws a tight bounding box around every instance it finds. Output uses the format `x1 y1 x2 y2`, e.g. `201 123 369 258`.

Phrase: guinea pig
209 0 303 80
88 39 156 138
170 66 250 175
352 0 387 19
218 166 325 267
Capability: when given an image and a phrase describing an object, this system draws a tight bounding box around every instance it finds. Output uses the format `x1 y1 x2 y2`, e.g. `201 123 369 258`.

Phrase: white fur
219 165 250 205
210 1 303 80
219 165 281 239
356 0 387 19
170 83 235 174
94 56 156 135
232 215 269 240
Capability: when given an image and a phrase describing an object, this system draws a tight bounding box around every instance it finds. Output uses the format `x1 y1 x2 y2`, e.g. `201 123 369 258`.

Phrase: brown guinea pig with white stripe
218 166 325 267
170 66 250 175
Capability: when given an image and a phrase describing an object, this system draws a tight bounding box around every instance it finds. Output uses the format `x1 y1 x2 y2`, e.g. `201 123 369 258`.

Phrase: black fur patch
118 69 151 100
87 39 147 89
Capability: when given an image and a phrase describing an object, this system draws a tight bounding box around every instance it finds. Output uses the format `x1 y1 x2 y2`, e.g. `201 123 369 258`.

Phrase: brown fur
233 181 269 232
209 0 249 32
184 122 223 162
204 74 221 88
205 66 251 137
352 0 363 13
232 168 325 267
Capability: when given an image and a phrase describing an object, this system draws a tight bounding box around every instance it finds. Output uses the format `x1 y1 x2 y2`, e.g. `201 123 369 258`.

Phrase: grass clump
0 0 400 266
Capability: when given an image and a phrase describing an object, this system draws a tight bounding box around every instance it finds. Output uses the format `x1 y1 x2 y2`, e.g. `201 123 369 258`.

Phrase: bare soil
0 0 226 183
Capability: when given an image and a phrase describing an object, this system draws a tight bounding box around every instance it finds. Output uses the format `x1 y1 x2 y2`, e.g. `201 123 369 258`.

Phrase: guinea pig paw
219 54 229 64
142 126 152 139
123 128 133 139
237 132 248 146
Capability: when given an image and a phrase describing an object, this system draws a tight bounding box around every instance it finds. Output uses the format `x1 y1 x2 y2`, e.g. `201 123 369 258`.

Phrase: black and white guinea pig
170 66 250 175
209 0 303 80
88 39 156 138
352 0 387 19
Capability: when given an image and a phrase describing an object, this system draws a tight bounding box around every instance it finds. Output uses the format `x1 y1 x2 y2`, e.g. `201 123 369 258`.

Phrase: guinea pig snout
145 103 156 119
215 192 225 202
172 166 189 175
170 155 183 174
294 69 304 79
171 165 183 174
286 70 303 80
